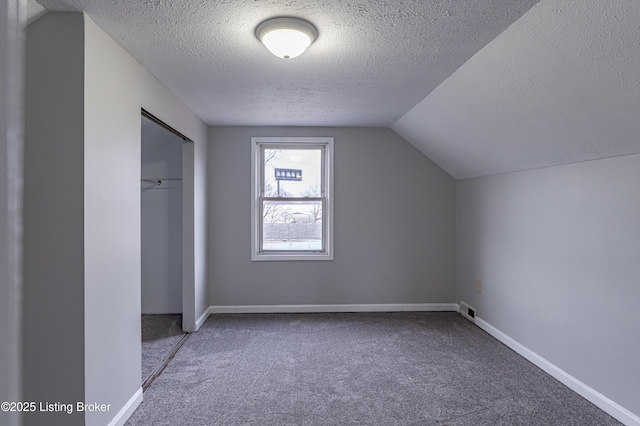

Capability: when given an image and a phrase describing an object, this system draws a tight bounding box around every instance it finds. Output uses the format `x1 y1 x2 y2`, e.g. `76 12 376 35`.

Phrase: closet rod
141 178 182 185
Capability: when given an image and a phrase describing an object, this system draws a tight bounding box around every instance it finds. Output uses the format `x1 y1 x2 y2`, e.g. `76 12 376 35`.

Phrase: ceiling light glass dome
256 17 318 59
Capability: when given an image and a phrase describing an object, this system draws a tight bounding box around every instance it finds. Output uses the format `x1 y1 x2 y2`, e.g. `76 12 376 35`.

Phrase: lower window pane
262 201 322 251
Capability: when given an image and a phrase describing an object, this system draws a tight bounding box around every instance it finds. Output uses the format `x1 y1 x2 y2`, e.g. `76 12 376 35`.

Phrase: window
251 137 334 261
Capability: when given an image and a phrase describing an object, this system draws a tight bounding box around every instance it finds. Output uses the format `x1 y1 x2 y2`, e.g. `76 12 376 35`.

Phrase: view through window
263 148 323 251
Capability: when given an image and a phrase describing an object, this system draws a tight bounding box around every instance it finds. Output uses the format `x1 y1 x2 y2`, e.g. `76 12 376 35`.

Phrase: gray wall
24 12 208 425
1 1 23 426
84 14 208 424
456 153 640 417
24 13 85 425
141 118 183 314
209 126 456 307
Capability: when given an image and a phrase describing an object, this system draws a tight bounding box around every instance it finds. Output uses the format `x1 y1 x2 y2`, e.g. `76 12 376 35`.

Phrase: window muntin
251 137 333 261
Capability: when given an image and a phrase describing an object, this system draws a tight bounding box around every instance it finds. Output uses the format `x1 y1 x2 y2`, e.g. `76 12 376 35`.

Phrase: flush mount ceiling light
256 17 317 59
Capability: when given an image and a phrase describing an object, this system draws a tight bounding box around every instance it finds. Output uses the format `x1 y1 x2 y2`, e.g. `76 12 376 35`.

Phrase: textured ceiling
33 0 539 127
393 0 640 178
30 0 637 179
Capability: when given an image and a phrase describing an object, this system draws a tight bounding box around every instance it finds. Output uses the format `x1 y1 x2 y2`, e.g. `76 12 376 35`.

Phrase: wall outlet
476 280 482 294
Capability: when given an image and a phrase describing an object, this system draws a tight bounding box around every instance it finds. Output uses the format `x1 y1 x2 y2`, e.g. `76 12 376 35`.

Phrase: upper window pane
263 148 321 198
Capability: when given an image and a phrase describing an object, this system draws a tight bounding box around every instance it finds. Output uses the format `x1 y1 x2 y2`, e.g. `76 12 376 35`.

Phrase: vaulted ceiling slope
32 0 538 128
393 0 640 178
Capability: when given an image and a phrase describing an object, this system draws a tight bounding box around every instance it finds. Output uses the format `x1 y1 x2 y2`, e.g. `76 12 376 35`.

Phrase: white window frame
251 137 334 261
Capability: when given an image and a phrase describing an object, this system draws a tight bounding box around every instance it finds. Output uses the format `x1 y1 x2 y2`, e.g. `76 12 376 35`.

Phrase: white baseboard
475 317 640 426
194 306 212 330
210 303 459 314
108 387 143 426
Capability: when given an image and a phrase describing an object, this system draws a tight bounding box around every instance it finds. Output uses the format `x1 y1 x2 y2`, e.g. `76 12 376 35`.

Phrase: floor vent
459 301 476 323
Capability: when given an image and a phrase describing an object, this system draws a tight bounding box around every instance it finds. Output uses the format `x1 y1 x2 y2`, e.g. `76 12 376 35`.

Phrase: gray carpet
127 312 620 425
141 314 185 383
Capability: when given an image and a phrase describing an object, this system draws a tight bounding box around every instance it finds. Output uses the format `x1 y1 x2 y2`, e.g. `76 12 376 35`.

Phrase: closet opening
140 110 190 390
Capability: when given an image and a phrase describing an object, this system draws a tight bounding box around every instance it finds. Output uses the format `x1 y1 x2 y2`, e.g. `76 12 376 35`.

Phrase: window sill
251 252 334 262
